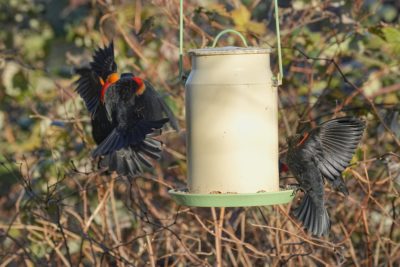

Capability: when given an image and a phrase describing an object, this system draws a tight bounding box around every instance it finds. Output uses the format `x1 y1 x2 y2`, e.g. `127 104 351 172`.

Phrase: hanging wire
274 0 283 85
178 0 184 81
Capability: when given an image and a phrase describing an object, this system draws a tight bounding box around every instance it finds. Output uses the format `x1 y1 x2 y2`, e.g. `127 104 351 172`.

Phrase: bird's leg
286 183 300 189
280 183 301 189
285 183 303 196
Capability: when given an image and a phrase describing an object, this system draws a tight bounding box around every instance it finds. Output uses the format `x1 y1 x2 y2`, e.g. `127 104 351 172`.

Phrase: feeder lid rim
188 46 273 56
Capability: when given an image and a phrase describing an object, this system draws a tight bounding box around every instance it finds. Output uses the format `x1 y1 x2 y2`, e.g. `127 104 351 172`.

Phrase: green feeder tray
168 189 295 207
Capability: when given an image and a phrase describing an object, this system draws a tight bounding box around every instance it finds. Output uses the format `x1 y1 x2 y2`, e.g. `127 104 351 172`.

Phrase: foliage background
0 0 399 266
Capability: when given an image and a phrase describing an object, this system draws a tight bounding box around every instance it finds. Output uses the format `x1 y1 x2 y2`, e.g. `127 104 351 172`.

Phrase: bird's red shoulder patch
132 77 146 95
100 73 120 102
100 83 112 102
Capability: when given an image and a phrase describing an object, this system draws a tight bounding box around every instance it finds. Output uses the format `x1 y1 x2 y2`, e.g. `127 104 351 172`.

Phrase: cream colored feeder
188 46 280 193
169 3 294 207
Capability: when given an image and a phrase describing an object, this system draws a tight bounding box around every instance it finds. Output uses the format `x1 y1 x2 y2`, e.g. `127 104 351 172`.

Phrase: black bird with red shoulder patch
286 117 365 236
75 41 178 176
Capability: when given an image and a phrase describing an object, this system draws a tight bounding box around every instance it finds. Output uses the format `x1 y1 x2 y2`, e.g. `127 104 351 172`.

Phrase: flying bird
75 41 178 176
286 117 365 236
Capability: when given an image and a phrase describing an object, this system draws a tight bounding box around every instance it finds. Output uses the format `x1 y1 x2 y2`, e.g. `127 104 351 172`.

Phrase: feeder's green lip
169 189 295 207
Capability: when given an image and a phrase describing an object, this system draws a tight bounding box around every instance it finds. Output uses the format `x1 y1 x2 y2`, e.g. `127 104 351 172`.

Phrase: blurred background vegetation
0 0 399 266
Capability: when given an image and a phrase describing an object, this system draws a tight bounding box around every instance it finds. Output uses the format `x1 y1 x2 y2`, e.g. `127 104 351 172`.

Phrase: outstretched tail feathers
99 138 163 176
92 118 169 157
293 193 331 237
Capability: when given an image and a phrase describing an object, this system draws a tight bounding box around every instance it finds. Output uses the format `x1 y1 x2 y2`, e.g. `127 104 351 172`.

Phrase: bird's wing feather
157 96 180 131
90 41 117 81
144 81 179 131
74 67 102 115
308 117 365 182
91 118 169 157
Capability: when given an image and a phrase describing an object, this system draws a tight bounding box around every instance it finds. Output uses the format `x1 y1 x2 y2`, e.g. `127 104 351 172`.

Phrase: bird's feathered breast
102 78 140 122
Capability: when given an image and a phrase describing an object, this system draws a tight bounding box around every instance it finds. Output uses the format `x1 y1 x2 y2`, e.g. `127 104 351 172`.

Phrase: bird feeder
169 1 294 207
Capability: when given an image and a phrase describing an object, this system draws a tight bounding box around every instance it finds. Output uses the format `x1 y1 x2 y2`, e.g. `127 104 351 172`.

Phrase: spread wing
75 42 117 115
156 95 180 131
143 80 180 131
74 67 102 114
90 41 117 81
310 117 365 182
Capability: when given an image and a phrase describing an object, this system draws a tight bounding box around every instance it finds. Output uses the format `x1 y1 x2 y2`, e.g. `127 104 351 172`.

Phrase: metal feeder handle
212 29 248 48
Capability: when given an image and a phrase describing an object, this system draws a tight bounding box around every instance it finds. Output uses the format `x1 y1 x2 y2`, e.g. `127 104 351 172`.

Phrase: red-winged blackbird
286 117 365 236
75 42 178 176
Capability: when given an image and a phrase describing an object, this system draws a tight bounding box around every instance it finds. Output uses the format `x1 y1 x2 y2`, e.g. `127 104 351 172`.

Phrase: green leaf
231 5 251 28
363 72 382 97
382 27 400 54
382 27 400 44
369 26 400 56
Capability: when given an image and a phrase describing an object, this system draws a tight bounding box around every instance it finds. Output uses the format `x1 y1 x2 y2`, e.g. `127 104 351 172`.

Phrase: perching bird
75 41 178 176
286 117 365 236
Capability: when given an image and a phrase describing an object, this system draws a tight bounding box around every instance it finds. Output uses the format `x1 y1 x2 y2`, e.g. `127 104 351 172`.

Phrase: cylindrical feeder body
185 47 279 194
